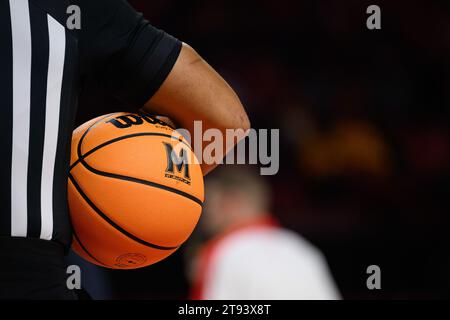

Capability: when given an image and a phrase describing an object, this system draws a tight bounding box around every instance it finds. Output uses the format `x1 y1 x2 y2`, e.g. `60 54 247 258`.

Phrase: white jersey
193 220 341 300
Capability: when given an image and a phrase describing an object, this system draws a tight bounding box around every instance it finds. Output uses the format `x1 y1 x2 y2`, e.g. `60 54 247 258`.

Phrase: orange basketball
68 112 204 269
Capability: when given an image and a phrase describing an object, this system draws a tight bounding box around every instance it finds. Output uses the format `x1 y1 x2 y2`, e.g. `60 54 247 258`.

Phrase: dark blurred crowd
74 0 450 299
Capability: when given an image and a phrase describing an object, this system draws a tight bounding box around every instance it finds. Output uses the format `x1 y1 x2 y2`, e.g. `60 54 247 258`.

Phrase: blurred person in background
189 167 341 300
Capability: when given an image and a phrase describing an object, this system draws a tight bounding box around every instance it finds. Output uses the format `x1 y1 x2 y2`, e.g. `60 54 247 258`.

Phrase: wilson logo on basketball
106 114 172 129
163 143 191 185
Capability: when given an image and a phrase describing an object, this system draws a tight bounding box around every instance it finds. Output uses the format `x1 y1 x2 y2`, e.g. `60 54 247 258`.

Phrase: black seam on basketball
69 174 180 251
69 132 189 171
83 165 203 207
72 229 108 267
69 112 121 169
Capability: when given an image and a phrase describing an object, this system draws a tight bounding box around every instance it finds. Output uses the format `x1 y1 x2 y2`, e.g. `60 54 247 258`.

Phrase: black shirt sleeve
75 0 181 108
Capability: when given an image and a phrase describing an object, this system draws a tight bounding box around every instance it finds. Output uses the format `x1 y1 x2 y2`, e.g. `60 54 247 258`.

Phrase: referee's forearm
144 43 250 175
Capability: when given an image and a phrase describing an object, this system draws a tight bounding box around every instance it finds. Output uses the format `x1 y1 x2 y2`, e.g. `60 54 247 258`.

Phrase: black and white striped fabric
0 0 76 246
0 0 182 248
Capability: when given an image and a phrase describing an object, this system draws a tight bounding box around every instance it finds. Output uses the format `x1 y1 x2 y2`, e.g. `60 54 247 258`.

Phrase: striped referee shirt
0 0 181 248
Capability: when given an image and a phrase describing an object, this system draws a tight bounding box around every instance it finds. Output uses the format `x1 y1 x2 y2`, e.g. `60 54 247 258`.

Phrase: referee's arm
142 43 251 175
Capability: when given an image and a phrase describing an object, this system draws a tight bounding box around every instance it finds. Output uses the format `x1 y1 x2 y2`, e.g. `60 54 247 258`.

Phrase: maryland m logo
163 142 191 185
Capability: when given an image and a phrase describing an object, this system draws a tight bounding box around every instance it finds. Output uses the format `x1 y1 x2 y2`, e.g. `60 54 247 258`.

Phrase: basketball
68 112 204 269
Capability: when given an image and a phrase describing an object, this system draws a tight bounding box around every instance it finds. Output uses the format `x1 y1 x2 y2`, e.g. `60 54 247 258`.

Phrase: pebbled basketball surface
68 112 204 269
